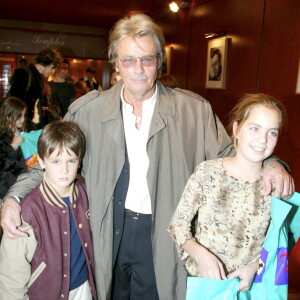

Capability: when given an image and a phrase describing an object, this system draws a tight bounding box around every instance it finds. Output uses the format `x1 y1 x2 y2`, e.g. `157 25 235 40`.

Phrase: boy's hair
38 121 86 160
35 47 63 69
0 97 27 137
227 93 287 138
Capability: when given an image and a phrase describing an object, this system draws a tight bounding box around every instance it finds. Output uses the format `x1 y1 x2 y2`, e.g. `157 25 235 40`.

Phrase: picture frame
296 58 300 94
205 37 229 89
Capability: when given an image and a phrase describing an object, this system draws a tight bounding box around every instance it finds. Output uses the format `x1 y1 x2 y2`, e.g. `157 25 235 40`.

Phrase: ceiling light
169 1 188 13
169 2 179 12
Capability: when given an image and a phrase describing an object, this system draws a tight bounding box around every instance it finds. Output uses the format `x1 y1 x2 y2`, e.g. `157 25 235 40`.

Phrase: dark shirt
0 131 27 199
62 196 88 291
49 81 75 117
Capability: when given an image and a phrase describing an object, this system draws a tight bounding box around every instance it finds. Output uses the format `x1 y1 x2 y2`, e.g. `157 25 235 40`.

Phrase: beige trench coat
8 81 234 300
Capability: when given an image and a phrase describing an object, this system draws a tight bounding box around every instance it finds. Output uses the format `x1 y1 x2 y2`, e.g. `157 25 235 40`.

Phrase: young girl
0 97 27 201
168 93 287 292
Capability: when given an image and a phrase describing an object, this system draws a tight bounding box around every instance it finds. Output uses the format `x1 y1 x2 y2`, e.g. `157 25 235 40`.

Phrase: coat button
84 243 88 247
61 294 65 298
124 169 128 174
118 200 123 205
64 253 68 257
78 223 83 228
64 274 67 278
62 210 66 214
64 231 68 235
115 229 120 235
73 203 76 209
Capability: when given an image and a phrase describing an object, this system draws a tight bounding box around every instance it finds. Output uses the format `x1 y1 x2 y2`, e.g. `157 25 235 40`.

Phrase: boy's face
38 147 80 197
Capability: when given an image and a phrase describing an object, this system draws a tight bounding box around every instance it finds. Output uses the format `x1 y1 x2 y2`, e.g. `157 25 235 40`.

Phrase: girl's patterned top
168 158 271 276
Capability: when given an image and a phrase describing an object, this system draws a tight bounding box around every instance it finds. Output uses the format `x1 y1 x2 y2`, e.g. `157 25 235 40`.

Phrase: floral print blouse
168 158 271 276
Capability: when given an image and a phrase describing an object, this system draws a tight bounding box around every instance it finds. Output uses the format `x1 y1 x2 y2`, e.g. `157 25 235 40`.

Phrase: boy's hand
228 261 259 291
1 198 30 238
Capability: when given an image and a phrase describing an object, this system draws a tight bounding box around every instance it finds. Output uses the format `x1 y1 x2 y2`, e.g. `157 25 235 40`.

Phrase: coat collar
68 80 176 123
39 173 78 208
100 80 176 121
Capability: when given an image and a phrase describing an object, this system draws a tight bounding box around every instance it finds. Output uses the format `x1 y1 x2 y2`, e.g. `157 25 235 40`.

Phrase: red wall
167 0 300 189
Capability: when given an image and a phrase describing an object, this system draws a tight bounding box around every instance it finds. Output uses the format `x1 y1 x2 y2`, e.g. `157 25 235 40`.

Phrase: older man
1 14 294 300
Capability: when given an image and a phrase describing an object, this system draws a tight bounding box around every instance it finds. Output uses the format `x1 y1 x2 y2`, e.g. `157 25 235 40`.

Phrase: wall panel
169 0 300 188
258 0 300 179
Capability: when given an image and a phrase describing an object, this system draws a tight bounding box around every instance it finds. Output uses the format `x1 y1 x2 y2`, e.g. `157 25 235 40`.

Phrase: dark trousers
112 213 159 300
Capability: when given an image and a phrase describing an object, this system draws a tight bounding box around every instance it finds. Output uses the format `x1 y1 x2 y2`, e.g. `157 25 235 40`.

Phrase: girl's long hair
0 97 27 138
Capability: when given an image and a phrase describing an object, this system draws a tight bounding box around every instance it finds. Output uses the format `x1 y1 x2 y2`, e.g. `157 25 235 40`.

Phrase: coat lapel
147 81 176 142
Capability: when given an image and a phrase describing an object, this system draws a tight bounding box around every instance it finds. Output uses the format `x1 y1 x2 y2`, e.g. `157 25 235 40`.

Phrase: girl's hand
183 240 227 280
12 135 24 148
228 260 259 291
194 248 227 280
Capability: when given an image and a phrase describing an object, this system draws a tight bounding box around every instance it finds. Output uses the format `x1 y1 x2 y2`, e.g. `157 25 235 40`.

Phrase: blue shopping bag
186 277 246 300
186 193 300 300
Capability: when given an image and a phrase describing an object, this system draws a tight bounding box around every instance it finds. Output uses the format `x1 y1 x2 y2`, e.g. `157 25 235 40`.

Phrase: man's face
86 72 93 80
42 64 56 78
115 35 158 101
210 53 221 78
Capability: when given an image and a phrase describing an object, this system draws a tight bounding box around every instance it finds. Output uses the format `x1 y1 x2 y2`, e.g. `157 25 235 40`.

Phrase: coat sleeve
0 224 37 300
202 102 235 160
5 165 43 200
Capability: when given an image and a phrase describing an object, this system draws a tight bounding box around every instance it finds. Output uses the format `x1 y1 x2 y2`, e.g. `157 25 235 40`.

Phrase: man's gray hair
108 14 166 71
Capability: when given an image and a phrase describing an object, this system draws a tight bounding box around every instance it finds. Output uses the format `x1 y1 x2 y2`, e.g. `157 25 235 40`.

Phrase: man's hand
1 198 30 238
262 160 294 199
228 261 259 291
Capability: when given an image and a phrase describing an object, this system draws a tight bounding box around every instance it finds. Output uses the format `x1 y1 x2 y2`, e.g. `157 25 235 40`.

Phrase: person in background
19 58 27 68
49 58 76 117
168 94 287 294
81 67 103 92
0 121 97 300
0 14 294 300
7 47 63 129
0 97 27 202
110 71 121 86
74 80 90 99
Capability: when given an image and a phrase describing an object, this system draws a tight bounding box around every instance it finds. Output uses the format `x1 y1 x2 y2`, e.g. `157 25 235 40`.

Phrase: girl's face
233 105 281 164
15 108 26 129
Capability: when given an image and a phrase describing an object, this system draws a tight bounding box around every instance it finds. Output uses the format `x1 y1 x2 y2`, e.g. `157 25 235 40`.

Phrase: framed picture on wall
205 37 229 89
296 58 300 94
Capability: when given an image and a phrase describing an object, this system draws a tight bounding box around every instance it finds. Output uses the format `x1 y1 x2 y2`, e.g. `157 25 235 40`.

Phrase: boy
0 121 97 300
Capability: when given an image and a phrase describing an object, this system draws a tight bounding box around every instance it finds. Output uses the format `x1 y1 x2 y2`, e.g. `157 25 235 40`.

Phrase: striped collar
39 173 78 208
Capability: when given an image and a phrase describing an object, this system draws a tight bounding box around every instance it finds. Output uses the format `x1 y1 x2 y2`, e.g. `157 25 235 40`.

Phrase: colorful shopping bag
186 193 300 300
